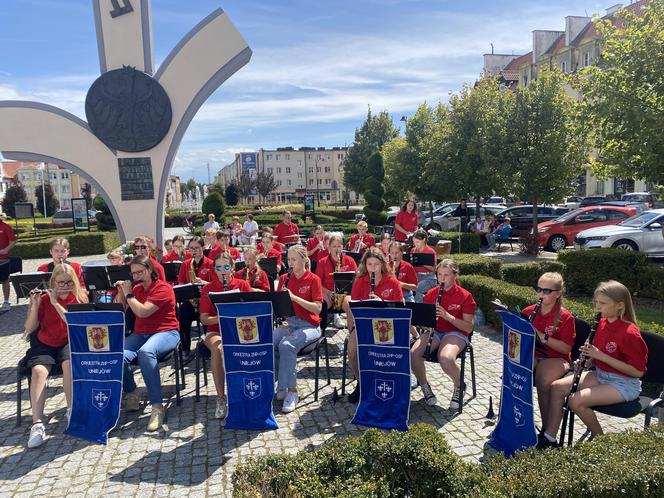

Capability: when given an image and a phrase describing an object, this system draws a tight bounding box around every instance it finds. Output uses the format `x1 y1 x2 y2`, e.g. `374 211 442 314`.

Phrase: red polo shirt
593 318 648 376
394 211 419 242
423 283 476 336
273 221 300 244
200 277 253 333
37 260 85 287
208 245 241 263
347 233 376 255
149 255 167 281
410 245 437 273
235 266 271 292
0 221 16 260
315 254 357 291
37 292 80 347
257 240 284 253
132 279 179 334
523 302 575 361
177 256 214 285
306 237 329 262
394 260 418 287
162 250 191 263
351 273 403 302
277 270 323 326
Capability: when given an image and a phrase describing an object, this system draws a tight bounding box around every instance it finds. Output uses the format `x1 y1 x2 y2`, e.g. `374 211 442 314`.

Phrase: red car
537 205 638 252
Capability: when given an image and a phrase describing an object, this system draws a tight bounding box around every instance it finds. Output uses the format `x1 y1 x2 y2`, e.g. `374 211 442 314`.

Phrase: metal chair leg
16 372 23 427
174 351 182 406
470 345 477 397
341 336 349 395
314 343 320 401
179 347 186 388
195 348 201 402
324 338 331 385
458 352 466 414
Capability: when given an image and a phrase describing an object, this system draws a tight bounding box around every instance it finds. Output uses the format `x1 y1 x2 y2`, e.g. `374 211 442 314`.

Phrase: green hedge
459 275 664 337
501 261 566 287
557 249 648 296
432 232 481 253
637 264 664 302
12 231 120 258
232 423 664 497
449 254 502 278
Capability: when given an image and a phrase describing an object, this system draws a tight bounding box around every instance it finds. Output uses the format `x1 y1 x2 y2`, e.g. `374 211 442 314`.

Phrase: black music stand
82 266 113 291
67 303 124 312
333 272 355 295
234 261 247 272
258 256 278 276
209 290 295 319
403 252 435 267
173 283 202 301
107 265 132 286
10 272 52 302
343 251 362 264
163 262 183 282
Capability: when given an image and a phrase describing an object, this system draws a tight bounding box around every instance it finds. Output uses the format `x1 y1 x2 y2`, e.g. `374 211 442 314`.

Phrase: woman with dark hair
394 200 419 242
117 255 180 432
176 236 214 354
410 229 437 302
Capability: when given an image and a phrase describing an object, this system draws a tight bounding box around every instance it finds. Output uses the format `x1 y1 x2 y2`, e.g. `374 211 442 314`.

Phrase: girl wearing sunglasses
199 252 253 419
23 264 89 448
522 272 576 434
235 247 270 292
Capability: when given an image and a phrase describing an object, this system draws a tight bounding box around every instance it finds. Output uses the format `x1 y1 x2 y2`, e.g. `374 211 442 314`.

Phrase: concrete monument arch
0 0 252 245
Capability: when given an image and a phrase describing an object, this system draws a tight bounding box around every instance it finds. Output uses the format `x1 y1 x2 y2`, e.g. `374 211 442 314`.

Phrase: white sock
543 432 556 442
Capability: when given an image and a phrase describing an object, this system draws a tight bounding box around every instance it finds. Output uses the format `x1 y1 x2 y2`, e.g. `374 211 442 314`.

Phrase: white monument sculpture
0 0 251 244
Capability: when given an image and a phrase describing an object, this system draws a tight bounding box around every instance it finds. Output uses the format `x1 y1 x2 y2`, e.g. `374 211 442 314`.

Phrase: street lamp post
40 162 48 217
315 156 320 207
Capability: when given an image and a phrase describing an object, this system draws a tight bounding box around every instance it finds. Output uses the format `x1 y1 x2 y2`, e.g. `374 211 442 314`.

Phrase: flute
423 282 445 358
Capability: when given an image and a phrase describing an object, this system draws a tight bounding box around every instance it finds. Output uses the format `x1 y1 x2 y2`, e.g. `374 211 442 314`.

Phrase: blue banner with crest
351 306 412 431
217 301 278 430
65 311 124 444
490 310 538 456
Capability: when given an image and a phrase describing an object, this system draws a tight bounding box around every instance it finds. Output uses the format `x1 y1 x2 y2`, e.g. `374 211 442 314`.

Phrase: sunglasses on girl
533 286 560 295
215 264 232 271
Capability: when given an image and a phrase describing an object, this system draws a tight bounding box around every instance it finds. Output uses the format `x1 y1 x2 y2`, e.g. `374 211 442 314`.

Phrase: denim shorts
596 367 641 402
433 330 469 346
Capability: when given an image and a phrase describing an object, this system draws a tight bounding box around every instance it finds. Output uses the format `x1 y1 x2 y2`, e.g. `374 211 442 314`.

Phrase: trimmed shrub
501 261 566 287
319 208 362 220
93 194 116 231
12 231 120 258
557 249 648 295
432 232 481 254
202 191 225 220
638 264 664 302
363 152 387 226
449 254 502 278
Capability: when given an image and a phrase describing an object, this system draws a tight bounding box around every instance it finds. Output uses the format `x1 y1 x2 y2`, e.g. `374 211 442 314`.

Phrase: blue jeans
273 316 321 390
123 329 180 405
403 290 415 303
416 273 436 303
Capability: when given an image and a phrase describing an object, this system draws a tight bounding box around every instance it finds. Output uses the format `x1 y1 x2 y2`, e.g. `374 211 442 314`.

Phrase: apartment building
216 146 350 204
482 1 652 198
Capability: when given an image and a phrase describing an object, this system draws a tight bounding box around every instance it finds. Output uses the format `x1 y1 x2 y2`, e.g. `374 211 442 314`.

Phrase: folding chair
16 357 63 427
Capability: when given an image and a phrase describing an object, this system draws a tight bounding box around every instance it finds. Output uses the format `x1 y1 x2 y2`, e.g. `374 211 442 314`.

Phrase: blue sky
1 0 608 183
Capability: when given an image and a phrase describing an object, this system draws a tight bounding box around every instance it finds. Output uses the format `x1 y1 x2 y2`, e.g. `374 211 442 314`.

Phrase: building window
277 167 281 173
317 179 322 185
596 181 604 195
523 75 528 86
297 160 302 166
276 180 282 186
61 172 69 179
327 155 330 160
583 52 590 67
325 166 330 173
309 167 313 173
276 154 281 160
286 167 291 174
337 153 344 160
287 179 291 186
308 154 312 160
325 179 330 185
266 154 272 160
285 154 290 160
309 179 314 185
298 172 302 178
316 167 321 173
560 61 567 73
267 167 273 173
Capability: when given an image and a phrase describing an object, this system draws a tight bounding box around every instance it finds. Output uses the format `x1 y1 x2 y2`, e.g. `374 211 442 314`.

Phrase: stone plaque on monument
118 157 154 200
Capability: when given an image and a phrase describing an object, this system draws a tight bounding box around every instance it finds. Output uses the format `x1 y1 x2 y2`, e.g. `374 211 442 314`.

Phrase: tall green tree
363 152 387 225
1 178 28 218
225 182 239 206
423 103 458 205
237 173 255 204
255 170 278 204
344 108 399 196
445 78 512 211
35 182 59 216
507 70 588 252
579 2 664 184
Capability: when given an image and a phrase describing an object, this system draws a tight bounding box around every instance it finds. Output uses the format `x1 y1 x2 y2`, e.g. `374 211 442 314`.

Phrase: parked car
495 205 570 238
536 205 639 252
621 192 659 209
560 196 583 210
425 204 503 231
579 195 607 207
574 209 664 257
486 196 507 205
51 209 97 226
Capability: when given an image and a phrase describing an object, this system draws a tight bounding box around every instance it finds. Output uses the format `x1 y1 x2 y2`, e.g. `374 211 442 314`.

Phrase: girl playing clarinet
540 280 648 448
345 247 403 403
23 264 89 448
523 272 575 435
274 246 324 413
410 259 475 410
235 247 271 292
199 252 253 419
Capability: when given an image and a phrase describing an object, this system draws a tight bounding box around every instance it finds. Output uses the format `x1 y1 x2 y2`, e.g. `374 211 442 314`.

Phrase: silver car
574 209 664 257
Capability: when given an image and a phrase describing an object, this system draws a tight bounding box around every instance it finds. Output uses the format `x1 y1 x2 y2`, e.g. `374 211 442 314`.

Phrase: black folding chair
560 330 664 446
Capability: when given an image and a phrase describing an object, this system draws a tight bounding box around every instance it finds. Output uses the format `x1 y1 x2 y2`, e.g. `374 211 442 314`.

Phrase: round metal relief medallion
85 66 172 152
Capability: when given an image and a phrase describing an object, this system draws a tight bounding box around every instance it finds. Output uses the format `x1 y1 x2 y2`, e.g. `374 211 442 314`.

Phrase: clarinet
221 273 228 292
559 312 602 445
529 298 543 322
282 269 293 290
369 271 376 298
423 282 445 358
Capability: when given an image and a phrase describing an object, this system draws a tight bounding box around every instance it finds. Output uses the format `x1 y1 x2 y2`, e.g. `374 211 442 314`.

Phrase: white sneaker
333 316 347 329
215 396 227 419
65 408 72 424
275 389 287 401
421 384 437 406
282 391 299 413
28 422 45 448
410 373 418 390
1 301 9 312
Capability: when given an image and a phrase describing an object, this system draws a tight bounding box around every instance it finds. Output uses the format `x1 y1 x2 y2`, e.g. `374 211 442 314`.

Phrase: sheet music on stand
342 251 362 264
67 303 125 312
333 271 356 295
10 272 52 299
82 266 113 291
257 256 278 276
173 283 203 301
402 252 435 267
107 265 132 286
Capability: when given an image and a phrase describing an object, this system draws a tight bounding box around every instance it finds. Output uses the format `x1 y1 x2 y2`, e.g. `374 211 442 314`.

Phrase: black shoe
536 433 560 450
347 385 360 404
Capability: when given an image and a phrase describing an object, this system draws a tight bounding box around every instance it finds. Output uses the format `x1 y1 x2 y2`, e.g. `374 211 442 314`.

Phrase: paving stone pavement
0 254 646 496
